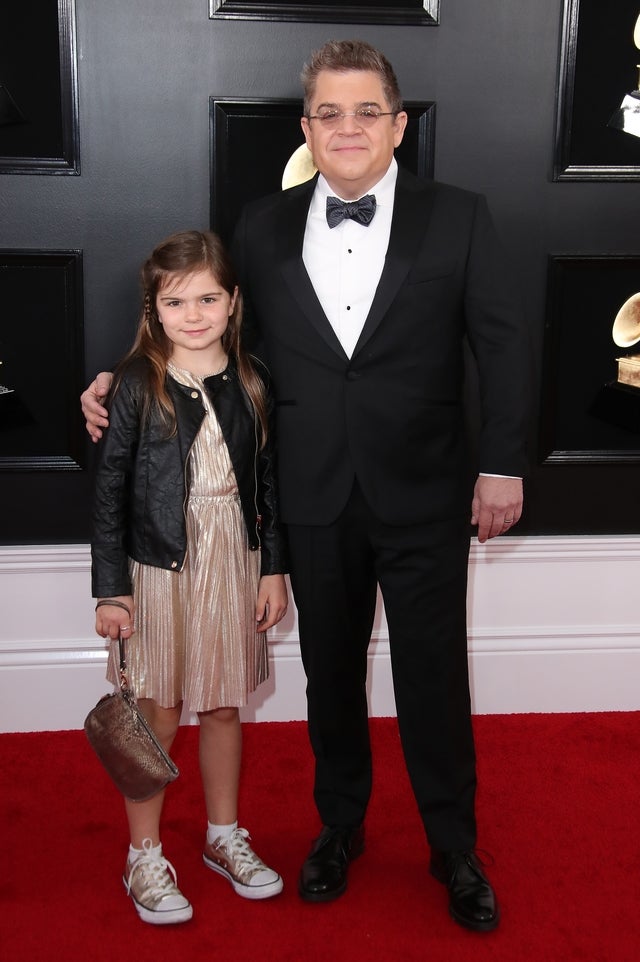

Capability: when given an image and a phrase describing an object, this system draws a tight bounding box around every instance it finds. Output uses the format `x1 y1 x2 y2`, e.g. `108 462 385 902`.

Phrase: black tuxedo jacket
232 166 531 527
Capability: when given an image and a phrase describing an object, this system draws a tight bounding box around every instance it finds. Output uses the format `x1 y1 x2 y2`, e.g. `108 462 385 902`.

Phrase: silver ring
504 519 514 524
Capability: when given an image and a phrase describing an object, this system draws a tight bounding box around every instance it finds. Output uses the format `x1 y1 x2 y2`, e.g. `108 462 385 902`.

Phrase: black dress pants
286 481 478 851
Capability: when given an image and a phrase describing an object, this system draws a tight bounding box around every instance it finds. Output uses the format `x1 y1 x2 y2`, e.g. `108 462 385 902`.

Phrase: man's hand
81 371 114 441
471 476 523 543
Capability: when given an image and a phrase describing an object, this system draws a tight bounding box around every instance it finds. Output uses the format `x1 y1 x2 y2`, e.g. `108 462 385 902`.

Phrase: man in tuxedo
82 40 531 932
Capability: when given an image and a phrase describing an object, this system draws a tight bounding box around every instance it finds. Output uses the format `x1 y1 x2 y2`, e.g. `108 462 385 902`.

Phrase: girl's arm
95 595 135 641
254 369 289 577
255 574 288 632
91 370 141 606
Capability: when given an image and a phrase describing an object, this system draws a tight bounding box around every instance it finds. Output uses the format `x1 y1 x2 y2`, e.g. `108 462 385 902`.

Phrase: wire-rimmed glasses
306 107 398 129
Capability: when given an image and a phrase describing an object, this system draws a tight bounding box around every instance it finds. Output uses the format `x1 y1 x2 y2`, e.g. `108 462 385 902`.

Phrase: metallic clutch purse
84 638 179 801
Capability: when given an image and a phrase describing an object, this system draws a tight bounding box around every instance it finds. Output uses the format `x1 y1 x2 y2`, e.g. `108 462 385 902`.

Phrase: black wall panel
0 0 638 541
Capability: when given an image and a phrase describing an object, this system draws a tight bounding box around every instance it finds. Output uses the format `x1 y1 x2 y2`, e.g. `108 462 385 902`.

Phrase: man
83 40 531 932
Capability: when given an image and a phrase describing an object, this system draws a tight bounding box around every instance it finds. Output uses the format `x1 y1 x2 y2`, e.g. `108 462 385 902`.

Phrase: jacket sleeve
463 194 533 478
253 365 289 577
90 372 142 598
231 209 261 356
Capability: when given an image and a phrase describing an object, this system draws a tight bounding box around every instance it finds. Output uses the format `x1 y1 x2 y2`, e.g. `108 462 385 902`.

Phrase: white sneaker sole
202 853 283 900
123 876 193 925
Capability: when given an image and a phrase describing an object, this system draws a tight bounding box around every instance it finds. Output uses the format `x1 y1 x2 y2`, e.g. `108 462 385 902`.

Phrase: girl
91 230 288 925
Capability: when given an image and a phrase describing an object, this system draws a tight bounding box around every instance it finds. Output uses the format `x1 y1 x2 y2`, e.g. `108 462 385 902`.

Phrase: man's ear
393 111 409 148
301 116 312 149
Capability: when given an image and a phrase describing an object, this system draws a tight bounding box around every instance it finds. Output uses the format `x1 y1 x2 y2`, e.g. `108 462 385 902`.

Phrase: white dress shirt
302 158 398 358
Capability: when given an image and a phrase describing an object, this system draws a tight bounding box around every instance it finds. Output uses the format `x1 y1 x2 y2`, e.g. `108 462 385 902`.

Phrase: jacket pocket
406 261 456 286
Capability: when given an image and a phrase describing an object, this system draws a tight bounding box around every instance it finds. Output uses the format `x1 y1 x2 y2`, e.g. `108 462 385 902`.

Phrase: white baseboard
1 537 638 732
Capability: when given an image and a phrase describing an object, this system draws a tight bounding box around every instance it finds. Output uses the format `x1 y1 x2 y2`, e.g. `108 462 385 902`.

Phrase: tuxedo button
346 371 361 381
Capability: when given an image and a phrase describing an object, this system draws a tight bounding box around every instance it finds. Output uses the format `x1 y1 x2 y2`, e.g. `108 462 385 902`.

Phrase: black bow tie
326 194 377 228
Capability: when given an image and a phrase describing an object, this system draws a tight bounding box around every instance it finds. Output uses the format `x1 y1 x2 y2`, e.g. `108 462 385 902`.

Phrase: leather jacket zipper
179 431 199 572
253 410 261 548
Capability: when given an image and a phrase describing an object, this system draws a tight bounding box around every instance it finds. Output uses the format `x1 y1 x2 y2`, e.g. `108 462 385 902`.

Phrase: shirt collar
315 157 398 207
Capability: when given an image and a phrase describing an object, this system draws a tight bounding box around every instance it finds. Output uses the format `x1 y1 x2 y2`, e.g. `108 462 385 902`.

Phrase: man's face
301 69 407 200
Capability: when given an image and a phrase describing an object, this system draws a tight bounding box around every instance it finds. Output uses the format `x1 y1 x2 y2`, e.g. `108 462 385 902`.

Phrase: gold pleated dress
107 363 267 712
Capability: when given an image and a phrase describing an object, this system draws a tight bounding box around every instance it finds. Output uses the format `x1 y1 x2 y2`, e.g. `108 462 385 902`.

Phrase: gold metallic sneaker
203 827 283 900
124 838 193 925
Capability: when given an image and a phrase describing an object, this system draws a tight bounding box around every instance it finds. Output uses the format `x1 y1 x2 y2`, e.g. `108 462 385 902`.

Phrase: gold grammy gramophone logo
608 12 640 137
612 292 640 388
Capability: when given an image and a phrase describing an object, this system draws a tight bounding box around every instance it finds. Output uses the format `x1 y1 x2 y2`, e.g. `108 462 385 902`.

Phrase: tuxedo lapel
352 170 437 359
278 177 349 361
274 168 438 363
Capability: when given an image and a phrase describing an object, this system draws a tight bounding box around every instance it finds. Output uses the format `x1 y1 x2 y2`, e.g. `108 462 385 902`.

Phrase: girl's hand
255 575 288 632
95 595 135 640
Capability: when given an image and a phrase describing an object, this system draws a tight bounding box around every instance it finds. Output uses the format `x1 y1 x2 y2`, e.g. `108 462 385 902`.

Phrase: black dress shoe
430 850 499 932
298 825 365 902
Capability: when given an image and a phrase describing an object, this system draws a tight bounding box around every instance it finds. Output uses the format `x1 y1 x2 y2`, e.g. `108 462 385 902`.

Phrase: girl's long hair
112 230 268 446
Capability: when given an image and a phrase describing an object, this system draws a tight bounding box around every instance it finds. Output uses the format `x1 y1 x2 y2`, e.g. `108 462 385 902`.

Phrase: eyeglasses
306 108 397 129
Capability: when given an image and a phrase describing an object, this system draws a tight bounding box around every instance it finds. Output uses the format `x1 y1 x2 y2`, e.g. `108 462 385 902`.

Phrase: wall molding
1 537 638 731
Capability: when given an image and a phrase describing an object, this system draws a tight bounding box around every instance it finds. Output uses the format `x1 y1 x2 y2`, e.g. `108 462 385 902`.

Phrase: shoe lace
126 838 179 898
218 828 267 880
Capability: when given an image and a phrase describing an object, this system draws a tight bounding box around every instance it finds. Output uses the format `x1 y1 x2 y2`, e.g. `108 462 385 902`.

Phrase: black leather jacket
91 355 287 598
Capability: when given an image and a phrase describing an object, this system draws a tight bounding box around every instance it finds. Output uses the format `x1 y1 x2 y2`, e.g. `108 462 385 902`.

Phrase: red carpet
2 713 639 961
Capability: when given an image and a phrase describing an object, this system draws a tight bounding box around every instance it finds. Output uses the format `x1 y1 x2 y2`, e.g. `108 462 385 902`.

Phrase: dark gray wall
1 0 639 541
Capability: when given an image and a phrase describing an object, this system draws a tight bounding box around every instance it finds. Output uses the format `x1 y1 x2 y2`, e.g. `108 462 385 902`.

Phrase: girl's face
156 267 237 369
